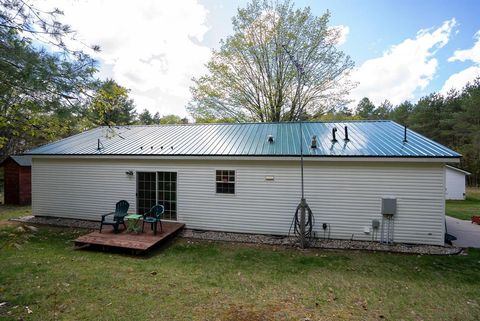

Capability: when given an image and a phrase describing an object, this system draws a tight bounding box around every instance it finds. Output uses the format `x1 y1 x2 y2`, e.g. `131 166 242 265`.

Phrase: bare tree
189 0 355 122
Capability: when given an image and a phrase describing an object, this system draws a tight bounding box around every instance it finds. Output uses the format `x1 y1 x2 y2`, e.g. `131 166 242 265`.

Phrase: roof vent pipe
268 135 274 143
97 138 104 151
331 128 338 143
403 125 408 143
344 126 349 141
311 135 317 149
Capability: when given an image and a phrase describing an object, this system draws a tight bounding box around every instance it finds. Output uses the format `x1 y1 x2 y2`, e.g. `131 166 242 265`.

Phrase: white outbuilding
25 121 461 246
445 165 470 200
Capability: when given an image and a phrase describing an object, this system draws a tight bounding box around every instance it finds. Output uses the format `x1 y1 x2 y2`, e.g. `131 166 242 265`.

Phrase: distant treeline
317 79 479 187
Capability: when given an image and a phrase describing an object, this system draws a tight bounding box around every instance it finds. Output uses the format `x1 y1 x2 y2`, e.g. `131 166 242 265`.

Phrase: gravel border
11 216 462 255
181 229 462 255
11 215 99 229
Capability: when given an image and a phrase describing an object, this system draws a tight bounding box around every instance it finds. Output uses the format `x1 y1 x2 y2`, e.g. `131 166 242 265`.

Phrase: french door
136 171 177 220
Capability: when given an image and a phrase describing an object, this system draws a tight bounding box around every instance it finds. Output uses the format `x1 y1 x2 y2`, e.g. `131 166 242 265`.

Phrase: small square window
216 170 235 194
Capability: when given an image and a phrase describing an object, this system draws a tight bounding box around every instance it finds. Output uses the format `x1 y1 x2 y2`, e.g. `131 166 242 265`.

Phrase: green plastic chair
142 205 164 235
99 200 130 233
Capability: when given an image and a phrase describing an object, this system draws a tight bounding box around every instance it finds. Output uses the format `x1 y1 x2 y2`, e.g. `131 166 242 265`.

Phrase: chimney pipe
344 126 349 141
403 126 408 143
332 127 338 143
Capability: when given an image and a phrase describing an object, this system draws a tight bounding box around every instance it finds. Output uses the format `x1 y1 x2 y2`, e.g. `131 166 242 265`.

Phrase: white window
216 170 235 194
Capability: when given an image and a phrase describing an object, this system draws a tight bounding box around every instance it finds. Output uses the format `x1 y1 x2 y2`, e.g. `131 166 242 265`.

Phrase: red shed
0 155 32 205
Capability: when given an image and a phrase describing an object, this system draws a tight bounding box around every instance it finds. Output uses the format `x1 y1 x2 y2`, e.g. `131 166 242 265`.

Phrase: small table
125 214 143 233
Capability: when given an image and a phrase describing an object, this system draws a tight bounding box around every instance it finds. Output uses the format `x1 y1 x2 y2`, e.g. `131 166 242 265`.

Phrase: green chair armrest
102 212 116 218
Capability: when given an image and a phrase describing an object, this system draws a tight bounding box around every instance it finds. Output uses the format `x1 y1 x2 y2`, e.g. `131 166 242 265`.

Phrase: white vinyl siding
445 167 467 200
32 157 445 245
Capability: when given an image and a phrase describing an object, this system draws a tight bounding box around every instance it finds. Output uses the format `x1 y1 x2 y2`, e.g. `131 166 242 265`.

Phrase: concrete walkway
446 216 480 248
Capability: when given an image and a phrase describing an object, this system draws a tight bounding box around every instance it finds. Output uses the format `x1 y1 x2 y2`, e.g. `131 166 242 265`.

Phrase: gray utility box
381 198 397 215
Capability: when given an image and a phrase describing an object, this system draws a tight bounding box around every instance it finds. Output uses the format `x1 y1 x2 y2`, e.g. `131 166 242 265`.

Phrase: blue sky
46 0 480 116
308 0 480 99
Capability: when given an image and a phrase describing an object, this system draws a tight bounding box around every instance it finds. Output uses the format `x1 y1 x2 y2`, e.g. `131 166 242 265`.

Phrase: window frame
215 169 236 195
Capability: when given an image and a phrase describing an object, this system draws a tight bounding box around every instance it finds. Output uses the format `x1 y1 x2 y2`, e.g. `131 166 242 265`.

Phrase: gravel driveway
446 216 480 248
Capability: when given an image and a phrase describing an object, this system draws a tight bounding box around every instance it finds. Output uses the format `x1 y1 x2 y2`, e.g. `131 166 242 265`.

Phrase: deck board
74 222 185 252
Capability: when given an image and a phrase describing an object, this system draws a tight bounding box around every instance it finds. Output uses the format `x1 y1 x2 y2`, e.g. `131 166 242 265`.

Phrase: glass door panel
157 172 177 220
136 172 156 215
136 171 177 220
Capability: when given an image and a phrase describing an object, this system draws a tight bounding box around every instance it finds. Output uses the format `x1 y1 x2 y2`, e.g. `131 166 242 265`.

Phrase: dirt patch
0 220 19 227
221 305 273 321
219 302 306 321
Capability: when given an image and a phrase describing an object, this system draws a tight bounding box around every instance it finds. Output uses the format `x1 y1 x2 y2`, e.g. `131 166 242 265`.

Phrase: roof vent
267 135 274 143
344 126 350 141
403 125 408 143
97 139 104 151
331 128 338 143
311 135 317 149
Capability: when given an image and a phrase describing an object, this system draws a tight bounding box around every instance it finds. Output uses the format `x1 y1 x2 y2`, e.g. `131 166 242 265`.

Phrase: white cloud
448 31 480 63
349 19 456 107
441 31 480 93
40 0 212 117
441 66 480 93
329 25 350 46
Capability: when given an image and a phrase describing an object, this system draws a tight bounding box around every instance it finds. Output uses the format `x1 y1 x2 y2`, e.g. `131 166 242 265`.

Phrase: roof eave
445 164 471 175
28 154 461 163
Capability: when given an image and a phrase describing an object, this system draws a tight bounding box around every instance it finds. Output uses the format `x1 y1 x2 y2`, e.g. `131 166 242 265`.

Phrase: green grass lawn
446 187 480 220
0 205 31 222
0 206 479 321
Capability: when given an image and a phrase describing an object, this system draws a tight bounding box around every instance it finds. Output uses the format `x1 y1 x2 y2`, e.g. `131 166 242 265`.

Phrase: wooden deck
74 222 185 253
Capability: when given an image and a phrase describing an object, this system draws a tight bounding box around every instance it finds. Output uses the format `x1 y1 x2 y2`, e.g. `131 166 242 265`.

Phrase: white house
25 121 461 246
445 165 470 200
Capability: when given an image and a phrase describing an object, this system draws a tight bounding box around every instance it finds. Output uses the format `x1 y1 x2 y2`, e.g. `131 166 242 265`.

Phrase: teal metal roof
0 155 32 166
25 121 461 158
10 155 32 166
